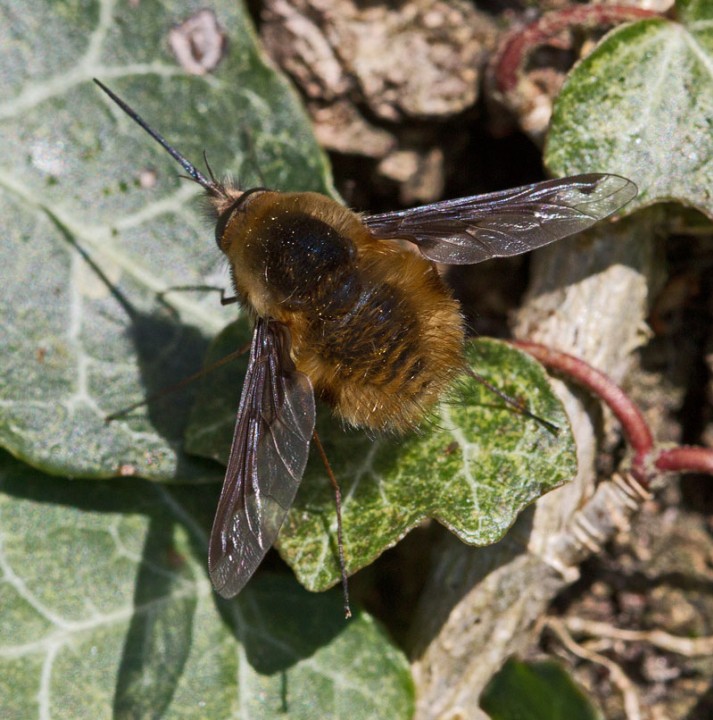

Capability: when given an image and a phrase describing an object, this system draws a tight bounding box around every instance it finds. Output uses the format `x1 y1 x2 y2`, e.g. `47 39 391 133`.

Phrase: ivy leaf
481 659 603 720
186 323 577 591
0 0 332 482
545 0 713 218
0 452 414 719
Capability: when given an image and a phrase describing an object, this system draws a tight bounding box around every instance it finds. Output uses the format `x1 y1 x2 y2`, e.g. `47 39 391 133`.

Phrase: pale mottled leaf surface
546 0 713 218
0 452 414 719
0 0 332 482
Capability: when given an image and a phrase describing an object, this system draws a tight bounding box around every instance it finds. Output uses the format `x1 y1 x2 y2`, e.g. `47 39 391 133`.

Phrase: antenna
93 79 219 194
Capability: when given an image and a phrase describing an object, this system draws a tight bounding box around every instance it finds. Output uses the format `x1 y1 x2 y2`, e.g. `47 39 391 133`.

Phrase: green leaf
0 451 414 720
481 658 603 720
545 1 713 218
0 0 332 482
186 324 577 591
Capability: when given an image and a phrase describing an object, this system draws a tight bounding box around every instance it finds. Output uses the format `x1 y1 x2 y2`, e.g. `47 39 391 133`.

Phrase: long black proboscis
93 79 214 192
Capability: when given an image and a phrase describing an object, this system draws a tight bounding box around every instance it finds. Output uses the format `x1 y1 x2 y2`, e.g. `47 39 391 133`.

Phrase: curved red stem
655 446 713 475
513 342 713 484
493 5 661 94
511 341 654 484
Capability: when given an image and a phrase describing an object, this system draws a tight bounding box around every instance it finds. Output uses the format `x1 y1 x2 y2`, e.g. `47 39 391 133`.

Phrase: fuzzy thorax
214 187 465 432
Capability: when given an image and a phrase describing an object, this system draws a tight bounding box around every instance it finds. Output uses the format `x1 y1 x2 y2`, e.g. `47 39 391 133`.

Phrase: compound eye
214 187 268 248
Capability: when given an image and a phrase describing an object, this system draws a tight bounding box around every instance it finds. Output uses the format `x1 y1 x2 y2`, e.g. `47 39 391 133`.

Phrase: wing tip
573 173 638 217
209 559 250 599
596 173 638 205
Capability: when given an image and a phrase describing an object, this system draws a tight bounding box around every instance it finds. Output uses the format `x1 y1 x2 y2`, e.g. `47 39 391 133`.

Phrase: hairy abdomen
290 240 465 432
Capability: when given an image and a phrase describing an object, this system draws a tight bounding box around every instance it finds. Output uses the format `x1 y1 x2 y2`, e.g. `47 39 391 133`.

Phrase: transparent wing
363 173 637 265
208 318 316 598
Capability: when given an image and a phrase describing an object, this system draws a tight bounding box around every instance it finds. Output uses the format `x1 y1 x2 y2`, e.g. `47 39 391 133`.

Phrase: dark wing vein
363 174 637 265
208 318 315 598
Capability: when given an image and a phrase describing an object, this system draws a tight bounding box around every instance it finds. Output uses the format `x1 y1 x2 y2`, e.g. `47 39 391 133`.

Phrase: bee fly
94 79 636 607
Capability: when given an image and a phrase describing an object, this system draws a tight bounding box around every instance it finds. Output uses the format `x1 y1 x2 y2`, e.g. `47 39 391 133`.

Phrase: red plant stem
655 446 713 475
512 341 654 484
494 5 661 93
